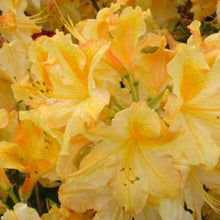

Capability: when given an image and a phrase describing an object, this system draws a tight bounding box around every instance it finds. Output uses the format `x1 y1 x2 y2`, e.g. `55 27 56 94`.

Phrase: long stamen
190 171 220 213
120 141 139 185
54 1 86 43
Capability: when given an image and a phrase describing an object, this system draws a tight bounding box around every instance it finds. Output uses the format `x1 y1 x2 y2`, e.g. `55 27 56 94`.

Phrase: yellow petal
110 6 146 74
159 194 193 220
0 109 9 129
61 102 186 214
137 38 174 97
168 46 209 102
0 141 25 170
2 203 40 220
0 41 30 83
0 70 15 111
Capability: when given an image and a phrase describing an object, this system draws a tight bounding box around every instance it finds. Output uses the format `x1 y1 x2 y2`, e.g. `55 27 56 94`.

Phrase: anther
26 105 30 110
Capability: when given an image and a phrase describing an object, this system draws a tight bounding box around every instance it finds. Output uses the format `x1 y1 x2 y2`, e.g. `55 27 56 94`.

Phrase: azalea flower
74 2 174 104
0 120 60 200
0 0 41 48
0 0 220 218
59 101 187 215
75 3 158 76
165 45 220 169
12 32 110 148
159 168 220 220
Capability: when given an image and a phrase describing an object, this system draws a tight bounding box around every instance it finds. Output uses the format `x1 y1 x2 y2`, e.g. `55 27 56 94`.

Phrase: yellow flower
59 102 186 215
12 32 110 137
75 4 158 77
159 192 194 220
160 167 220 219
0 120 60 200
73 3 171 103
0 0 41 48
165 45 220 168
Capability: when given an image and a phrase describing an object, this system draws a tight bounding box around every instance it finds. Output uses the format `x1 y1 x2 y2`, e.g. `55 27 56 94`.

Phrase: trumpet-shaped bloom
0 0 41 48
74 3 174 103
75 4 159 77
159 168 220 220
0 120 60 199
12 32 110 139
59 101 186 215
165 45 220 169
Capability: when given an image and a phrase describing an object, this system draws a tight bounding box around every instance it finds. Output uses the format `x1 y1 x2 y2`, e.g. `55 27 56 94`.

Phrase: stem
125 74 138 102
7 188 18 204
35 183 43 216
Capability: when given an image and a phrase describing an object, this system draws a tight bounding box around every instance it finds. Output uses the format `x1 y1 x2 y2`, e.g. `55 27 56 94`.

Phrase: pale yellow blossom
59 102 186 215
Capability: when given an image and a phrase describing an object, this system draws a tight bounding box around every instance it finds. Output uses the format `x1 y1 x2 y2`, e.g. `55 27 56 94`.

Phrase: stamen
54 1 86 43
120 141 140 185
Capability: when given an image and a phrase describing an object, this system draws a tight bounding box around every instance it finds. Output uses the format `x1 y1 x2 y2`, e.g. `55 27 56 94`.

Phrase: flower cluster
1 0 220 219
